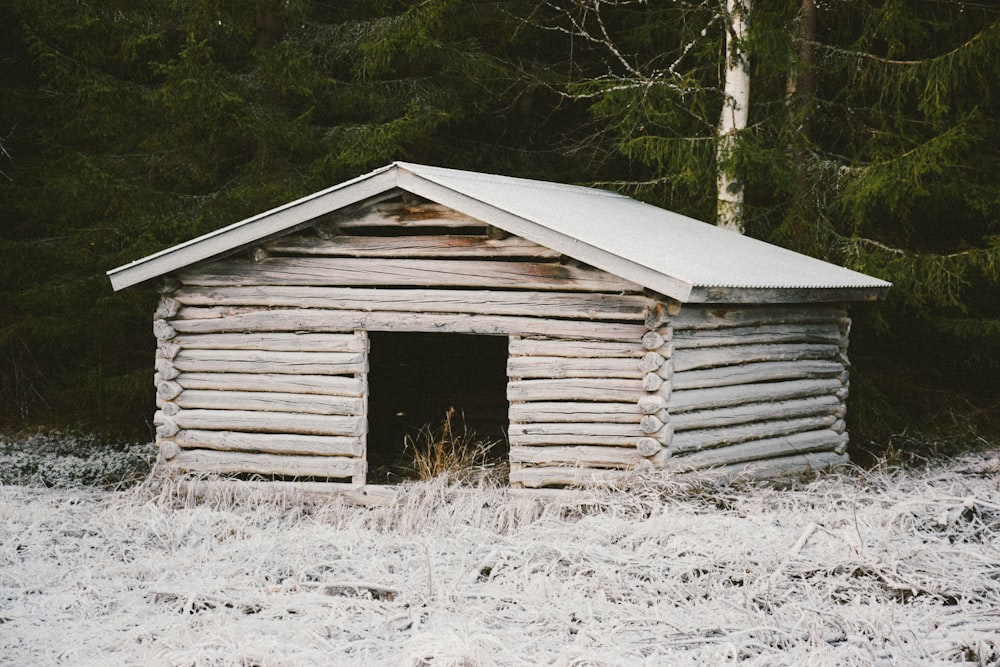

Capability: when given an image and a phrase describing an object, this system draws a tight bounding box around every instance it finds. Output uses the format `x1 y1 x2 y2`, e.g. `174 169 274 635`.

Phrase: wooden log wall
150 197 854 489
153 197 649 486
659 303 852 477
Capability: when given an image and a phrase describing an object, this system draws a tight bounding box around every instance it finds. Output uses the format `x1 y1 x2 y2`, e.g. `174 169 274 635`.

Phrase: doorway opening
365 332 510 484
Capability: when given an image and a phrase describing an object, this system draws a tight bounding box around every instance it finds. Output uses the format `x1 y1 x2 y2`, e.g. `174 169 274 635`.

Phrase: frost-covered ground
2 455 1000 666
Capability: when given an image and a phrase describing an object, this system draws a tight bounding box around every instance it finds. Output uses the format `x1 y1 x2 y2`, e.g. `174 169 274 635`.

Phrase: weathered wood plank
172 429 364 457
155 409 365 436
264 234 561 258
668 378 844 413
509 338 648 358
509 445 645 468
177 257 642 292
508 401 644 424
506 356 643 380
669 430 848 471
175 372 366 397
171 332 366 353
671 415 840 453
509 423 648 438
672 360 844 390
672 323 842 349
171 350 366 376
174 448 364 479
171 286 647 321
508 466 634 488
329 201 485 229
675 451 849 483
507 378 646 403
672 305 847 330
170 389 364 416
672 343 840 372
170 308 646 341
509 433 649 447
671 395 843 431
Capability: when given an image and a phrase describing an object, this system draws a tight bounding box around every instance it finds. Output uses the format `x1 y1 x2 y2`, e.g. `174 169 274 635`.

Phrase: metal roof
108 162 891 303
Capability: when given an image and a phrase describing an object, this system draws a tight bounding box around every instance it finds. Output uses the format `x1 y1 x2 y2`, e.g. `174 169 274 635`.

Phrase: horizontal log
637 395 667 414
155 297 181 319
508 401 646 423
176 372 366 397
641 331 666 349
642 373 664 392
671 395 843 431
172 286 648 321
172 429 364 457
177 257 642 293
672 323 842 349
672 360 844 391
171 390 364 416
157 380 183 400
263 234 561 259
671 415 840 453
509 422 648 438
153 320 176 340
668 378 844 413
172 349 366 376
671 305 847 331
509 338 648 358
330 201 485 229
156 342 181 360
639 351 668 372
644 300 681 329
171 332 367 353
509 466 634 489
507 378 646 403
174 448 364 479
672 343 840 372
171 308 646 342
636 438 663 456
154 409 365 437
509 445 646 469
506 356 642 380
155 359 180 380
669 430 848 471
509 433 663 447
673 450 850 483
175 479 404 506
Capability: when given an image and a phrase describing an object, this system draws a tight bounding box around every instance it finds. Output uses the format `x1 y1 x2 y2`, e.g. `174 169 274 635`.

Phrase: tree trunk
716 0 752 233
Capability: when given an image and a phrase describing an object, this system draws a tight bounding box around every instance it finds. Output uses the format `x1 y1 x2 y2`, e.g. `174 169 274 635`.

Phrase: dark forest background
1 0 998 461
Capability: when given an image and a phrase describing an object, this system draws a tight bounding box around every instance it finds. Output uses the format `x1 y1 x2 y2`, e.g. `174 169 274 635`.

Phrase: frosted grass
2 455 999 665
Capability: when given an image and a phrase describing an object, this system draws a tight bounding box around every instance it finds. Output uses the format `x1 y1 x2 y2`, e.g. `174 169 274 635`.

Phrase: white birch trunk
717 0 752 233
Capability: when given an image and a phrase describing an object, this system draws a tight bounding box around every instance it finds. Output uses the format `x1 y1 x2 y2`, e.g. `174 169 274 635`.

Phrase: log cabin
108 162 891 491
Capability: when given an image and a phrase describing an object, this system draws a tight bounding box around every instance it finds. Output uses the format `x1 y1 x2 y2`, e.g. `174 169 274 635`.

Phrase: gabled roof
107 162 891 302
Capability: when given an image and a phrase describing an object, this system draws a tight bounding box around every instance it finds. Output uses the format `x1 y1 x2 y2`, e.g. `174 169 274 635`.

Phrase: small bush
0 430 156 489
403 407 506 485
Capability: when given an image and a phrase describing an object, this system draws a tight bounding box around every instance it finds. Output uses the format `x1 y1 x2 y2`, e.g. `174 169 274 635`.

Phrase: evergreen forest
1 0 998 460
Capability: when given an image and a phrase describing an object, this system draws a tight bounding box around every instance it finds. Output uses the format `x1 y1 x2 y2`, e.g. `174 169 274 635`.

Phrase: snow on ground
2 456 999 666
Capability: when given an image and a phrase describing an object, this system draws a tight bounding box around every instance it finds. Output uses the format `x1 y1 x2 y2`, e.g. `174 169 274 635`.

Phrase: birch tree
716 0 751 232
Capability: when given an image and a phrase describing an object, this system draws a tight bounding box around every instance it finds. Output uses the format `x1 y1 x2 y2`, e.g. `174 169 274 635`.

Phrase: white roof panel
108 162 890 302
396 162 890 298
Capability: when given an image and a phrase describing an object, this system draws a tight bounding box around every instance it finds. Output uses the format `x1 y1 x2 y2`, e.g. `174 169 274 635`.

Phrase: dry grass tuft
403 407 505 485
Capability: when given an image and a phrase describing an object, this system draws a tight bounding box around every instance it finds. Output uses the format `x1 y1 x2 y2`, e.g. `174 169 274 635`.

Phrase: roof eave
686 284 892 304
107 165 400 291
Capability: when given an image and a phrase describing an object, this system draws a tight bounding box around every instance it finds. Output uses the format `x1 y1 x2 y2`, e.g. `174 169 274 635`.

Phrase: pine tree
0 0 518 434
520 0 1000 445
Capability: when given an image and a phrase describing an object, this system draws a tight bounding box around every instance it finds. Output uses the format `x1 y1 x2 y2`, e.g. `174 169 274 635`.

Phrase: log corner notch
635 312 675 468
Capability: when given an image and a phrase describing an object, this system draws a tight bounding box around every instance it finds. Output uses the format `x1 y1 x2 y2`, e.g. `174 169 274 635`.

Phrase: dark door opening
366 332 509 484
